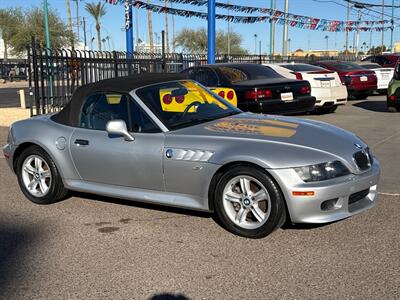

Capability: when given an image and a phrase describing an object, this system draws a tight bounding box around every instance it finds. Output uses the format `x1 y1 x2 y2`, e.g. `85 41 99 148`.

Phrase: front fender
10 117 79 180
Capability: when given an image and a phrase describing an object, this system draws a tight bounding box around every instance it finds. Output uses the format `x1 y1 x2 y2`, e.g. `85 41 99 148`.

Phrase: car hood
170 112 368 171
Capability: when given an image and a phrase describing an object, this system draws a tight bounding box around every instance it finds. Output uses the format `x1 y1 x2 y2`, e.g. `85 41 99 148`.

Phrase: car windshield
328 62 364 70
218 64 283 83
280 64 327 72
135 80 241 130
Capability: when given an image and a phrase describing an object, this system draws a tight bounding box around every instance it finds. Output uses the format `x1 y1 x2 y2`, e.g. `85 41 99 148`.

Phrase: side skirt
64 179 211 212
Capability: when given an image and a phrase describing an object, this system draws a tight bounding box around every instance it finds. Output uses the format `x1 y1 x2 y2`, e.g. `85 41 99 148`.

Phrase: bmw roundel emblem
166 149 173 158
354 143 363 150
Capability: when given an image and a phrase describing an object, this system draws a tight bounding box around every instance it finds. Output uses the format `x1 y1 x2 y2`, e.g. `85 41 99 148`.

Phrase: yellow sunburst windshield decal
205 118 299 138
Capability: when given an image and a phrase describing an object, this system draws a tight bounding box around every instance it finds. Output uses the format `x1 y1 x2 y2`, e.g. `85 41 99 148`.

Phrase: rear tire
16 145 68 204
353 93 368 100
315 105 338 114
214 165 285 238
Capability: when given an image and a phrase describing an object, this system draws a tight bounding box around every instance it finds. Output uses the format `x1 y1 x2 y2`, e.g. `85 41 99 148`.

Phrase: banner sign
106 0 394 32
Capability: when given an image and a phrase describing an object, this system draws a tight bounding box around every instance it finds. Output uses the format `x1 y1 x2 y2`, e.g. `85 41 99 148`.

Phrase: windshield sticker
205 118 299 138
106 94 122 105
159 81 230 112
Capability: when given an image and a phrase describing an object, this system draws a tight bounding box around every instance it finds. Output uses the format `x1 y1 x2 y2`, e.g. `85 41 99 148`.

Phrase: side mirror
106 120 134 141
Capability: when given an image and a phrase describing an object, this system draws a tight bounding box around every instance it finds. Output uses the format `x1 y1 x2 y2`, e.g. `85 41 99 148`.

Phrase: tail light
291 72 303 80
244 88 272 100
300 85 311 95
163 94 172 105
389 95 396 102
175 95 185 104
218 91 225 98
227 90 234 100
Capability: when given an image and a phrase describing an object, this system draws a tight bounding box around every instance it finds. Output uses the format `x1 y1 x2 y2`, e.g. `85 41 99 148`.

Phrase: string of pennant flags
106 0 395 32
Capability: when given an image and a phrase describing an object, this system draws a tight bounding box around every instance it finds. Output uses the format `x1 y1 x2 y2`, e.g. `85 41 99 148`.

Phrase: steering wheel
181 101 202 119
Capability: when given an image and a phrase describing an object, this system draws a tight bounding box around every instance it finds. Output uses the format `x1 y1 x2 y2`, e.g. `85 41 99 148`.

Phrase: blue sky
0 0 398 53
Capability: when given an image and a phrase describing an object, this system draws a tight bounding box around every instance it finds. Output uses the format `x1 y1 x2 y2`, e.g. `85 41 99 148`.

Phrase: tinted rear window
218 65 282 83
328 62 364 70
280 64 327 72
359 63 381 69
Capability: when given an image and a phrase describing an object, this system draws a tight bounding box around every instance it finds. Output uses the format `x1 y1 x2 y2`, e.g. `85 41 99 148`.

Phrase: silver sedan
3 74 380 238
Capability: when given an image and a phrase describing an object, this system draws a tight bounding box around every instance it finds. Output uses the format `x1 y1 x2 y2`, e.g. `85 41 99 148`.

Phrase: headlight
294 161 350 182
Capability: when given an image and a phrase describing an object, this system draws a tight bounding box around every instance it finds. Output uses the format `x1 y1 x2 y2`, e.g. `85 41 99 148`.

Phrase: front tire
214 166 285 238
16 146 68 204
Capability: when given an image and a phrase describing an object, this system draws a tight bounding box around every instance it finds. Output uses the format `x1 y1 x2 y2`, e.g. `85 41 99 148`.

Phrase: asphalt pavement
0 95 399 299
0 88 30 108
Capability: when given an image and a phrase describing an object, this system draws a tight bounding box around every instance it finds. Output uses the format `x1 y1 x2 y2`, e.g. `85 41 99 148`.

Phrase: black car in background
180 63 316 115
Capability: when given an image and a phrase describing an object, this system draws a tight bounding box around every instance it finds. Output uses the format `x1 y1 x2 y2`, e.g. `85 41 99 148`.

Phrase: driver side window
80 93 129 131
80 92 161 133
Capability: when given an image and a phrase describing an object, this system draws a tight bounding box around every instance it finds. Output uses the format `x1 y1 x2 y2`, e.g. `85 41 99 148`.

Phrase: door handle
74 139 89 146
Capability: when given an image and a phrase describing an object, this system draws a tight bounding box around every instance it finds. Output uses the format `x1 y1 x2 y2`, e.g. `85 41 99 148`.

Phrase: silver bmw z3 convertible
3 73 380 238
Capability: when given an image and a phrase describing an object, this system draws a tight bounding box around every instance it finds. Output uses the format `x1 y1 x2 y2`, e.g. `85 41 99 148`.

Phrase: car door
69 92 165 191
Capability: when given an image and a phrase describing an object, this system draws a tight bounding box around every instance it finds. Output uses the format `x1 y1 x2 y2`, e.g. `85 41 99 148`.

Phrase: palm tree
85 1 106 51
66 0 74 47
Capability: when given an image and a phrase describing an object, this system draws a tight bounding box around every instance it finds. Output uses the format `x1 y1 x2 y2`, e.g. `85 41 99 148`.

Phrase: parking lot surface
0 95 399 299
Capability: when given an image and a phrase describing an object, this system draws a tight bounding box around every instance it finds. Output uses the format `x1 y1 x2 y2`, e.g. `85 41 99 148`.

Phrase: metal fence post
161 30 166 72
113 51 119 77
30 38 41 115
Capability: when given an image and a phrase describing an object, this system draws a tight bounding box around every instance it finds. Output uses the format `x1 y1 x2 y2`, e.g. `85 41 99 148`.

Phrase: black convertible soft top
54 73 184 126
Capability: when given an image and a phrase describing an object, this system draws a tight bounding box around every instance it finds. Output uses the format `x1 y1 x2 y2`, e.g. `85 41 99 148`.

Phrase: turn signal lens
292 191 315 196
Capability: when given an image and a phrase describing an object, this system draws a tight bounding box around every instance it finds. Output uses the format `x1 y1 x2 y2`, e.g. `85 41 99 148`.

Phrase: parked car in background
362 54 400 68
3 74 381 238
265 63 347 114
180 63 316 115
312 61 377 100
387 61 400 112
357 62 394 94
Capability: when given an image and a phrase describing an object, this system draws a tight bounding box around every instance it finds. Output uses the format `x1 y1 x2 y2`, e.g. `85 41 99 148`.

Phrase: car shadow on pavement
282 221 338 231
352 100 388 112
149 293 189 300
71 191 212 219
0 222 38 295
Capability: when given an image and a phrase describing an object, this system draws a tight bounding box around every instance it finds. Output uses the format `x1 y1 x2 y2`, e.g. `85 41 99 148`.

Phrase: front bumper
269 159 381 223
3 143 15 172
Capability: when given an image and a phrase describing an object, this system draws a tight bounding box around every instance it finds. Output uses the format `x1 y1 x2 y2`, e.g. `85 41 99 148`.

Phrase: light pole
269 0 276 58
288 38 291 56
282 0 289 57
43 0 53 108
390 0 395 52
324 35 329 51
90 37 95 50
106 36 111 51
254 34 258 55
381 0 385 53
